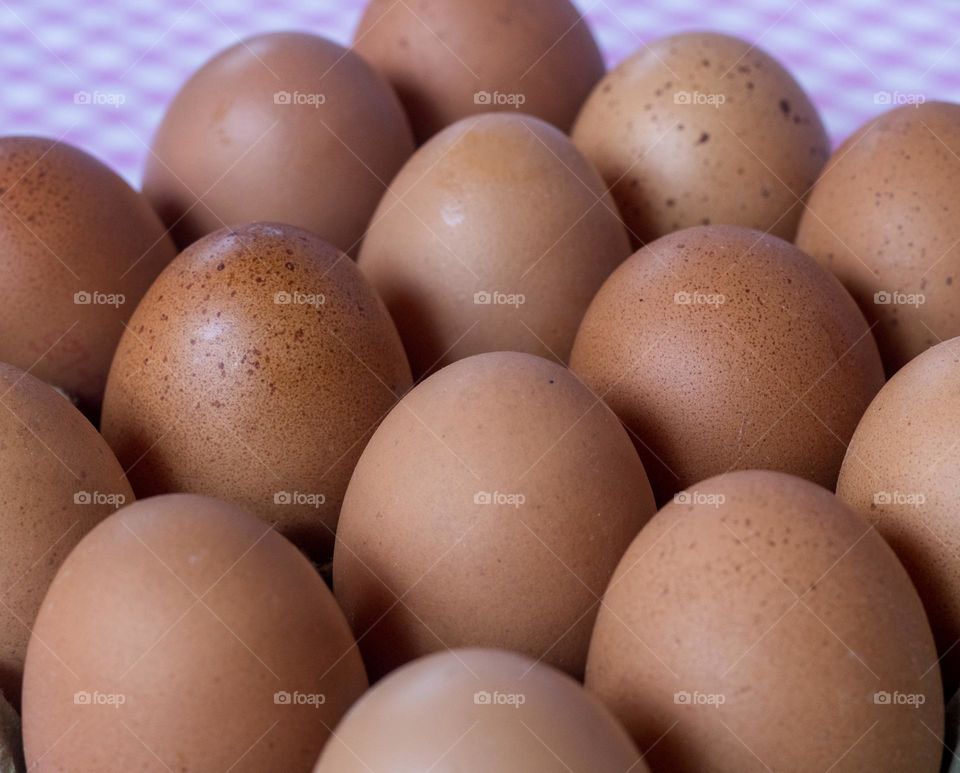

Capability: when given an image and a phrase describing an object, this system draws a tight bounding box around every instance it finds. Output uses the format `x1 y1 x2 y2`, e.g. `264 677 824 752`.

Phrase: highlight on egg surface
572 31 830 246
21 494 368 773
569 224 885 504
143 31 415 254
586 470 943 772
333 351 656 681
100 222 412 560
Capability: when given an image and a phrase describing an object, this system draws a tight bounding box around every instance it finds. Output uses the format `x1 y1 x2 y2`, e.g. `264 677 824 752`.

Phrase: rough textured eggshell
838 336 960 695
0 362 133 709
143 32 414 254
21 494 368 772
0 137 176 416
569 224 885 504
333 352 656 681
357 113 631 379
586 470 942 773
353 0 605 143
314 648 646 773
572 32 829 246
100 222 412 559
796 101 960 373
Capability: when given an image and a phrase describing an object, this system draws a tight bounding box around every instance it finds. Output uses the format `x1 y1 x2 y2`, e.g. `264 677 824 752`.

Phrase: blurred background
0 0 958 185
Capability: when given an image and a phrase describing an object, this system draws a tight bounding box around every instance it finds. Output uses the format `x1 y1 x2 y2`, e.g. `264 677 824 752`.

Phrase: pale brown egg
357 113 631 379
100 223 412 559
796 101 960 373
587 470 942 772
0 137 176 416
22 494 367 772
353 0 605 143
333 351 656 681
314 649 646 773
572 32 829 246
838 336 960 695
143 32 414 254
569 224 885 504
0 362 132 708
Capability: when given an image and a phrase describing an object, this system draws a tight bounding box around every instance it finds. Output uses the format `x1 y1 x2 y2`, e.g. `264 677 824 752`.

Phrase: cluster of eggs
0 1 958 771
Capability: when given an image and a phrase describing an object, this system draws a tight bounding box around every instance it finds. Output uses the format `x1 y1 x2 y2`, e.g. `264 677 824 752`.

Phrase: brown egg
572 32 830 246
100 223 412 559
587 470 943 772
22 494 367 772
353 0 604 143
0 362 132 708
0 137 176 416
838 336 960 695
358 113 631 379
143 32 414 253
796 101 960 373
569 224 885 504
333 351 656 681
314 648 646 773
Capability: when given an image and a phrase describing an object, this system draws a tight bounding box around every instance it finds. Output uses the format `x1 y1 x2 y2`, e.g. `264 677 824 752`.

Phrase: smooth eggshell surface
586 470 943 773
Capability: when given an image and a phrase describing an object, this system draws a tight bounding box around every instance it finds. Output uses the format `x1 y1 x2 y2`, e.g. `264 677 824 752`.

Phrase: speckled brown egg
100 222 412 559
353 0 605 144
569 224 885 505
796 101 960 374
143 32 414 254
333 351 656 681
0 361 132 709
357 113 631 379
22 494 368 772
838 336 960 695
0 137 176 416
587 470 942 772
314 648 647 773
572 32 830 246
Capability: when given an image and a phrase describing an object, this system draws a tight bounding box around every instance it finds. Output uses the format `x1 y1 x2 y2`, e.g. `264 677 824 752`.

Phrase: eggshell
572 32 829 246
357 113 631 378
586 470 943 772
569 224 885 504
796 101 960 373
0 362 132 708
837 336 960 695
353 0 605 143
143 32 414 254
100 223 412 559
21 494 368 772
333 351 656 681
0 137 176 416
314 649 646 773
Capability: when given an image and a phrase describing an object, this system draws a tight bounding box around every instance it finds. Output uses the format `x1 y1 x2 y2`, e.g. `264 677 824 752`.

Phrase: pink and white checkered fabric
0 0 958 185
